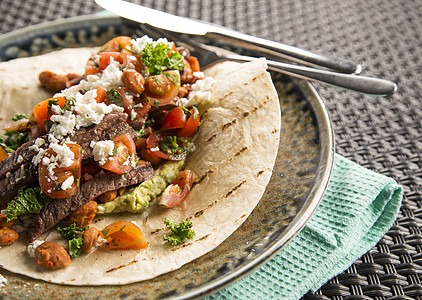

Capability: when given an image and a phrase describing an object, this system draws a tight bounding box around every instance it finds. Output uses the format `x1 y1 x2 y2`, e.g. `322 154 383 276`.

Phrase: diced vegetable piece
100 133 136 174
159 170 195 208
32 96 67 132
99 52 123 70
175 108 200 137
146 133 188 161
144 70 180 106
101 221 148 250
162 107 186 130
0 145 8 161
98 36 132 53
38 143 82 198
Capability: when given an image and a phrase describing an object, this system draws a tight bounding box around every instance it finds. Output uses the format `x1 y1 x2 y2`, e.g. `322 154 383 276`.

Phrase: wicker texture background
0 0 421 298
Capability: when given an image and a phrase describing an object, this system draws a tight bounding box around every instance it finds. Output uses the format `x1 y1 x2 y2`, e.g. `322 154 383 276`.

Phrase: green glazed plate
0 14 334 299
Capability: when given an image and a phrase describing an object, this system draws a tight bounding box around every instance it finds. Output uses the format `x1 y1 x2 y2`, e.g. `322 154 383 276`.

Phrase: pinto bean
0 213 15 228
39 71 68 93
0 227 19 245
35 241 71 270
177 86 189 98
81 227 101 254
122 69 146 95
96 191 117 203
67 200 97 227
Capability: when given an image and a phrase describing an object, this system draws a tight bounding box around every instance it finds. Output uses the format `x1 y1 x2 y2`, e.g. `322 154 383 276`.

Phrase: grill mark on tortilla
223 180 247 198
150 228 161 234
257 170 265 177
272 128 279 134
221 118 237 130
206 134 217 142
170 233 212 251
105 259 138 273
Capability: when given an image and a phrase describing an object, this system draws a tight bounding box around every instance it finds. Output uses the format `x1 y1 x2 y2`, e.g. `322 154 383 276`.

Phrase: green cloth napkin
207 154 403 299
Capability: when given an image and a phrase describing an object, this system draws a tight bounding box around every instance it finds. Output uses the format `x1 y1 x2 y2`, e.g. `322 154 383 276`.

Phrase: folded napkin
207 154 403 299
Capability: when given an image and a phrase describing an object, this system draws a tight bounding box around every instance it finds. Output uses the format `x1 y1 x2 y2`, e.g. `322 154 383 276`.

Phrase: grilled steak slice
0 112 139 207
28 162 154 241
0 162 38 208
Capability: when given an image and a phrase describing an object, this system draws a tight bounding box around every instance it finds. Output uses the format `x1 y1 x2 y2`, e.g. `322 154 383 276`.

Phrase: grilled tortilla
0 48 280 285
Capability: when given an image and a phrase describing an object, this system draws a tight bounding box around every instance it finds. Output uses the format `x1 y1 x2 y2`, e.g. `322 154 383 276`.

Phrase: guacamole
97 160 185 214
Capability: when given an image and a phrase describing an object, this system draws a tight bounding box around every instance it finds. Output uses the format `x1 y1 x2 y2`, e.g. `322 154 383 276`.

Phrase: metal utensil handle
208 31 362 75
225 54 397 96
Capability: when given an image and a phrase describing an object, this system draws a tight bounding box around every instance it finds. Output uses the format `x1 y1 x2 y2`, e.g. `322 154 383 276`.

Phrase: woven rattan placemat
1 0 421 298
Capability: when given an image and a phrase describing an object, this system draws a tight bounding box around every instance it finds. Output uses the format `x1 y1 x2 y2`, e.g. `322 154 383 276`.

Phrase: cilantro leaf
0 131 28 153
106 88 124 107
68 238 83 258
6 187 52 221
12 113 29 121
57 223 88 240
163 218 195 246
142 42 185 75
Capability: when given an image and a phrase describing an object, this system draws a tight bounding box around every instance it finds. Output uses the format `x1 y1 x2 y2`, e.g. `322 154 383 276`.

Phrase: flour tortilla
0 48 281 285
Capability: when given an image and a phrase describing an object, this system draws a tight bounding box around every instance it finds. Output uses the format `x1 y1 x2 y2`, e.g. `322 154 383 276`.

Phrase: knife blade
95 0 361 74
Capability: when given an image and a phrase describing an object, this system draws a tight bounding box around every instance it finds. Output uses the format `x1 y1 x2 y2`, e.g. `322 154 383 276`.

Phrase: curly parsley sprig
163 218 195 246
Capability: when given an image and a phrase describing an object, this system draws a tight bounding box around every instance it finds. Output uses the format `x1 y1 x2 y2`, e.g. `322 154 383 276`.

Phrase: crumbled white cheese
193 71 205 78
27 240 45 257
49 110 77 139
90 140 115 165
60 175 74 190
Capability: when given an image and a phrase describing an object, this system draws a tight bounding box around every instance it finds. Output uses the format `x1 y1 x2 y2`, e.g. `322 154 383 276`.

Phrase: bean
0 227 19 245
82 227 101 254
67 200 97 227
35 241 71 270
122 69 146 95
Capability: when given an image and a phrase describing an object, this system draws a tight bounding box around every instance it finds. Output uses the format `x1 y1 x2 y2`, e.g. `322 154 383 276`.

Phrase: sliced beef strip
0 162 38 208
28 161 154 242
0 112 139 206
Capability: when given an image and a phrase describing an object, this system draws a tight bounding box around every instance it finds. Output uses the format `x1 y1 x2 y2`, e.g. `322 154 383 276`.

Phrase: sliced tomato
121 49 143 72
98 36 132 53
162 107 186 130
146 133 188 161
100 133 136 174
95 86 107 103
0 146 8 162
85 59 100 75
38 143 82 199
101 221 148 250
143 70 180 106
33 96 67 132
140 148 164 165
99 52 123 71
175 109 200 137
159 170 195 208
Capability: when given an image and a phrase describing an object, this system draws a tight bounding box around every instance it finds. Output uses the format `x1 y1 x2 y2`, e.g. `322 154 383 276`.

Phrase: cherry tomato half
162 107 186 130
98 36 132 53
146 133 188 161
144 70 180 106
101 221 148 250
0 146 8 162
33 96 67 132
175 109 200 137
38 143 82 199
100 133 136 174
158 170 195 208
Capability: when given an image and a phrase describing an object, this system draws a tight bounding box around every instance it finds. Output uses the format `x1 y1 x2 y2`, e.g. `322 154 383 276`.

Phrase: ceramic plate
0 14 334 299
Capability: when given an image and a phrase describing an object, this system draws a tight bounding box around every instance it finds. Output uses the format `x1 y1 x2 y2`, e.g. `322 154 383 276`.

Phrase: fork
141 25 397 97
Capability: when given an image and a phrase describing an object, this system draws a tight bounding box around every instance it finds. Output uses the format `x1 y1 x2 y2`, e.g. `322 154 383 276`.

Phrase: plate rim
0 13 335 299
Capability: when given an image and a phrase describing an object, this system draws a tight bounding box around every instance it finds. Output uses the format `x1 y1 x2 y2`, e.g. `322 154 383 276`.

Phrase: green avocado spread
96 160 185 214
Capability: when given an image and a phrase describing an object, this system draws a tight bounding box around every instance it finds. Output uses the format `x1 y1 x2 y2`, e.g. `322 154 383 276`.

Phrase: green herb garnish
160 136 189 159
0 114 29 153
163 218 195 246
68 238 83 258
57 223 88 240
141 42 185 75
12 113 29 121
57 223 88 258
5 187 52 221
106 88 124 107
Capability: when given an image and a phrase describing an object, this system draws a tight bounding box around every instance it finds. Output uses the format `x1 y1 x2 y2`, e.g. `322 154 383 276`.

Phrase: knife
95 0 362 74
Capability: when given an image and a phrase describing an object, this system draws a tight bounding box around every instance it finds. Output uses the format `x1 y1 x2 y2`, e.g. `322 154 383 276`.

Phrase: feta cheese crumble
90 140 115 165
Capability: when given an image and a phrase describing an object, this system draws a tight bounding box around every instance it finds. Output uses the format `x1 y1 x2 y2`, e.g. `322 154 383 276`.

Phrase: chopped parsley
106 88 124 107
0 114 29 153
163 218 195 246
6 187 52 221
57 223 88 258
160 136 189 159
142 42 185 75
